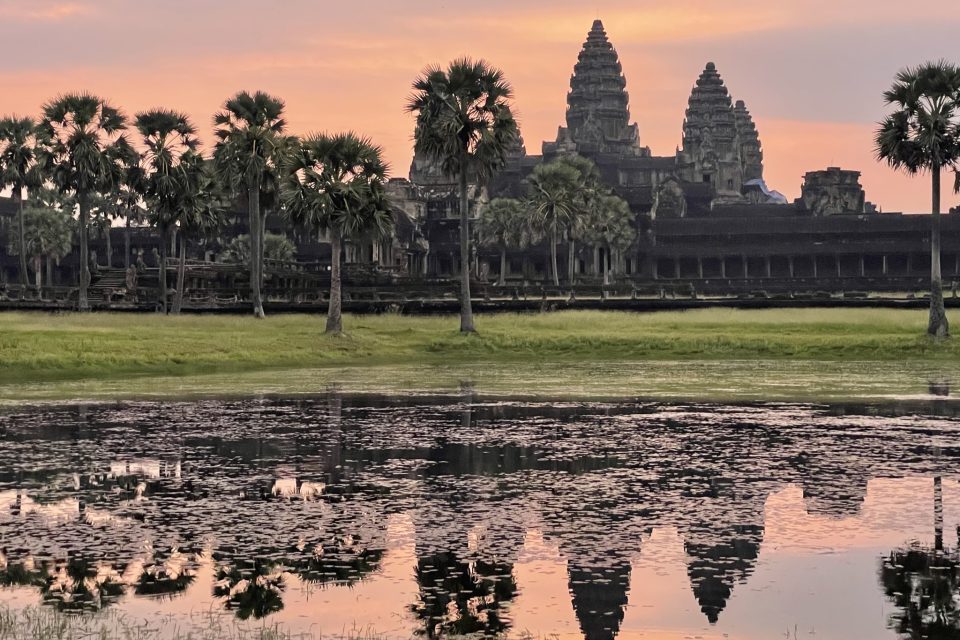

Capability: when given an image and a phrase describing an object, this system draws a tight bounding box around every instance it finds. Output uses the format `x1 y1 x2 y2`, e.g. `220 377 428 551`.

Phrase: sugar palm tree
135 109 201 314
876 61 960 339
103 160 145 269
477 197 532 286
0 116 43 288
88 192 122 269
555 154 602 284
37 93 133 311
407 58 520 333
172 152 225 314
527 160 582 286
213 91 289 319
256 154 294 290
213 560 285 620
283 132 393 334
578 194 636 285
412 552 517 638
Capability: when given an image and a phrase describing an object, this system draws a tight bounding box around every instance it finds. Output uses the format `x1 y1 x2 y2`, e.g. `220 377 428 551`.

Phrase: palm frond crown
875 60 960 175
212 90 289 194
407 58 520 182
281 132 393 240
37 93 131 197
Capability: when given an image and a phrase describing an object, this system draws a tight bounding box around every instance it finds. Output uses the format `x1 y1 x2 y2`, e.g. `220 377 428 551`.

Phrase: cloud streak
0 0 92 21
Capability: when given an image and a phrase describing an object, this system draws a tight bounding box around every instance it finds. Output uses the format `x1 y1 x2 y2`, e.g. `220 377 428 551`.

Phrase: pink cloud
0 1 92 21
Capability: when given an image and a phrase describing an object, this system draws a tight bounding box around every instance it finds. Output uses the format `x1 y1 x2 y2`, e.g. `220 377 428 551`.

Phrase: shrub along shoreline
0 309 957 388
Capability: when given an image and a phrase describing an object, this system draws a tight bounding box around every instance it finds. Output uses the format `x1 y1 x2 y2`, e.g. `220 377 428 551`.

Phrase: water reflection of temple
2 397 960 636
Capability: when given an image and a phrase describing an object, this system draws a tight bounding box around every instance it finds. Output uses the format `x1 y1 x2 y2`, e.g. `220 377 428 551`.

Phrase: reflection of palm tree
213 560 286 620
880 545 960 638
0 559 44 589
135 548 196 599
40 556 125 611
291 535 383 586
411 552 517 638
880 476 960 638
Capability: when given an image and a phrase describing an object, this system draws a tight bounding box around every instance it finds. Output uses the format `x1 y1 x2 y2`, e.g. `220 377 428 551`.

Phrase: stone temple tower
545 20 649 158
733 100 764 183
677 63 745 198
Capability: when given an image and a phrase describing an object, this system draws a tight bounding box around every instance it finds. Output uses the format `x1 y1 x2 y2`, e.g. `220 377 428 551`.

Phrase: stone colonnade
651 251 956 281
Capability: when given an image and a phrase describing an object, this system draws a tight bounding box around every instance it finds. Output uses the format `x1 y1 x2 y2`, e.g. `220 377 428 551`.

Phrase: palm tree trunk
173 235 187 315
33 256 41 290
105 225 112 269
260 209 268 289
567 238 575 284
326 232 343 334
550 228 559 287
45 256 52 289
603 245 610 286
248 182 265 318
159 224 168 314
457 166 475 333
935 475 944 552
16 190 28 288
78 192 91 312
929 167 949 338
124 219 131 269
499 248 507 286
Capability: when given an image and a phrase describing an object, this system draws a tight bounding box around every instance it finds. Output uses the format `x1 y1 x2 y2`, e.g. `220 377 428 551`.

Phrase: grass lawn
0 308 957 387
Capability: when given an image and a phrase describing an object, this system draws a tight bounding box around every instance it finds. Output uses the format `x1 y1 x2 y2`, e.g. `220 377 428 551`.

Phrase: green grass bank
0 308 957 387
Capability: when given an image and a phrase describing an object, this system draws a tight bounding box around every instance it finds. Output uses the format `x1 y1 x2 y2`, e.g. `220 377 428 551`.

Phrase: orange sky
1 0 957 212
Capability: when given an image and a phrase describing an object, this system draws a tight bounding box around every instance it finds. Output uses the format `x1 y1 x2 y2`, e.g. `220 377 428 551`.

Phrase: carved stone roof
733 99 764 181
683 62 737 150
733 101 758 138
565 20 640 153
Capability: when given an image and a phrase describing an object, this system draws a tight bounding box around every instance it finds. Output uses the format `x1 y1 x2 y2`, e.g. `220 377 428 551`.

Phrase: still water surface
1 393 960 639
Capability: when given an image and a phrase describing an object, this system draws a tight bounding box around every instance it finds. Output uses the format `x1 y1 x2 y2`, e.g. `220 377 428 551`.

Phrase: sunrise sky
1 0 957 212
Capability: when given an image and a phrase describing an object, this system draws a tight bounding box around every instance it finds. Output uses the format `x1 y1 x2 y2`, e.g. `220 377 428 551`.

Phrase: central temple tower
676 62 767 203
544 20 650 158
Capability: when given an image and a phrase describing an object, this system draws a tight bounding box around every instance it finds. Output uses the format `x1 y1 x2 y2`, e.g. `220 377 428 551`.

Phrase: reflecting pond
2 392 960 639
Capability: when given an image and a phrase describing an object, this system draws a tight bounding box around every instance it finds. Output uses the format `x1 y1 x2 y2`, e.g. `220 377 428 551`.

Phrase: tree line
0 91 394 333
0 57 631 336
1 57 959 338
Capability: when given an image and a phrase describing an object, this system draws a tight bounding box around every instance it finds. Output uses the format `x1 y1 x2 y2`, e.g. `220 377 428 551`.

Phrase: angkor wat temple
393 19 960 296
2 19 960 308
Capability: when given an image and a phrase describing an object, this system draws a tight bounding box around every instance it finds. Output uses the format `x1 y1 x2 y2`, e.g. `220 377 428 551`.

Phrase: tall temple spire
733 100 763 182
678 62 745 197
556 19 646 156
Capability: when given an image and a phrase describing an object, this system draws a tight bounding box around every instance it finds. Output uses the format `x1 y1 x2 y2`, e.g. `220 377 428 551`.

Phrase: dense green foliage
0 116 43 287
219 233 296 264
522 155 633 286
577 194 636 284
9 206 74 288
477 197 534 285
